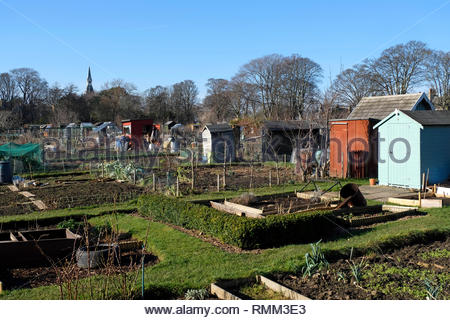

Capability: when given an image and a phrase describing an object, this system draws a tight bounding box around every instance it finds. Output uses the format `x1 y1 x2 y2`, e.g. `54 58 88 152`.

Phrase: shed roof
400 110 450 126
203 123 233 133
347 93 433 120
374 109 450 129
263 120 320 131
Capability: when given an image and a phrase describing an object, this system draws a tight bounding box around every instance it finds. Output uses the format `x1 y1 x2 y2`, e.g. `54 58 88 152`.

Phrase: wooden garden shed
202 124 239 163
329 92 435 178
329 118 379 178
374 110 450 189
261 120 322 162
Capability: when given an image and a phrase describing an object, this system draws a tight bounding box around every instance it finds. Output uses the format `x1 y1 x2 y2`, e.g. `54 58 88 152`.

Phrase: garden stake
141 244 145 299
223 141 227 188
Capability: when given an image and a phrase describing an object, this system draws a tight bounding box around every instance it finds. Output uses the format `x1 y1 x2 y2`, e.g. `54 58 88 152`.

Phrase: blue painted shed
374 110 450 189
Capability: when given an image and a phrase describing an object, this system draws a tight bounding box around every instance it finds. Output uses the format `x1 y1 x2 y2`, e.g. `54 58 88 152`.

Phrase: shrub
138 195 339 249
57 218 82 231
185 289 209 300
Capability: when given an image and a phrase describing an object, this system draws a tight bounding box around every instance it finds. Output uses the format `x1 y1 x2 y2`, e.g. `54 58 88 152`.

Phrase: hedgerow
138 195 339 249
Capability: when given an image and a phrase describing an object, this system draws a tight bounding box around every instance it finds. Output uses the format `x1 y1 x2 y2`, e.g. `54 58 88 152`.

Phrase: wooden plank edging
19 191 36 198
7 185 19 192
259 275 311 300
388 197 444 208
210 283 242 300
224 201 263 216
382 204 417 212
210 201 244 217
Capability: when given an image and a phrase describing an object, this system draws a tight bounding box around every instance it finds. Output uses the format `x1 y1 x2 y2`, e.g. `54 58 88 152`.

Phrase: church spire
86 67 94 94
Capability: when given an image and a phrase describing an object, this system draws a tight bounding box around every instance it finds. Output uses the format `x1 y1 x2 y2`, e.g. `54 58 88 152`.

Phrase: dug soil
273 238 450 300
0 178 146 216
173 164 298 193
0 250 158 290
30 180 145 210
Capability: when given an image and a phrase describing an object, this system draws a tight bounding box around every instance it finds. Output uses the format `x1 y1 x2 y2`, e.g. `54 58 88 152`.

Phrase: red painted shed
121 119 154 149
329 118 379 178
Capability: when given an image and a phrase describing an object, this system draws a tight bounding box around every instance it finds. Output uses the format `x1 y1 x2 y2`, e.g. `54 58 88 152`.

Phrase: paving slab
359 185 418 202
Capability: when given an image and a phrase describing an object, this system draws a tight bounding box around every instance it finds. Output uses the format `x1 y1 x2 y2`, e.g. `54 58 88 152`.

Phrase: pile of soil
273 239 450 300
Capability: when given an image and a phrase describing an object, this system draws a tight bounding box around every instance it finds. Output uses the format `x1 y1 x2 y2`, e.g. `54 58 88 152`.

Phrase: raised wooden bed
0 228 81 267
348 210 418 227
388 196 450 208
210 275 310 300
296 191 340 202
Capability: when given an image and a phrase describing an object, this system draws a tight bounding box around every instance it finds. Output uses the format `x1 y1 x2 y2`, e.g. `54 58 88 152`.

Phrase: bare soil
273 239 450 300
30 180 145 209
0 177 146 216
0 250 157 290
170 164 298 194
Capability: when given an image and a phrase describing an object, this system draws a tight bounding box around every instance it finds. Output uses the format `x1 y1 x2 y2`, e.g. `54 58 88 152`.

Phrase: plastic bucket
340 183 367 207
0 161 12 184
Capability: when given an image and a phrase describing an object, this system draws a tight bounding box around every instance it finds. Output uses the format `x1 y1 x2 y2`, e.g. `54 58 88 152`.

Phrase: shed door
330 124 348 177
387 124 414 187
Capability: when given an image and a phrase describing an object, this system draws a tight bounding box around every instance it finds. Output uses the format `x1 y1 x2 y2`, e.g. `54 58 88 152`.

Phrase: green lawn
2 202 448 300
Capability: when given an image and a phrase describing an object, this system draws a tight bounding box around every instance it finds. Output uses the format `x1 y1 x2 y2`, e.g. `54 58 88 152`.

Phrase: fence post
217 174 220 192
269 170 272 188
152 173 156 192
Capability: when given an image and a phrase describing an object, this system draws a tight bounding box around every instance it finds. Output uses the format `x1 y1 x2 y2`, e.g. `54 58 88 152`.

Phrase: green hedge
138 195 339 249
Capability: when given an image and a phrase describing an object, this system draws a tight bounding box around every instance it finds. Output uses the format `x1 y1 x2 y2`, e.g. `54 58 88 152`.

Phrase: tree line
0 40 448 130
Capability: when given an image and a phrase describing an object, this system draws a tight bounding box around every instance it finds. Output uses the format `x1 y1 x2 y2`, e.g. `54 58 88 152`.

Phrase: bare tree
0 110 21 130
229 75 260 118
95 80 143 121
0 72 17 106
425 50 450 109
364 41 431 95
281 54 323 118
237 54 285 119
10 68 48 104
235 54 322 120
143 85 173 121
202 78 233 122
51 105 79 125
331 64 375 110
171 80 198 123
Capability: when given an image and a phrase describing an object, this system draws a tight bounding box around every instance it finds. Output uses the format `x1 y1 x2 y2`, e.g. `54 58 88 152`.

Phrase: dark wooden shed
261 120 322 161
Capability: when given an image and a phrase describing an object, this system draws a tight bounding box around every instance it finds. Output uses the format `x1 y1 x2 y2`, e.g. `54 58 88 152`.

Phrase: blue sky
0 0 449 97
